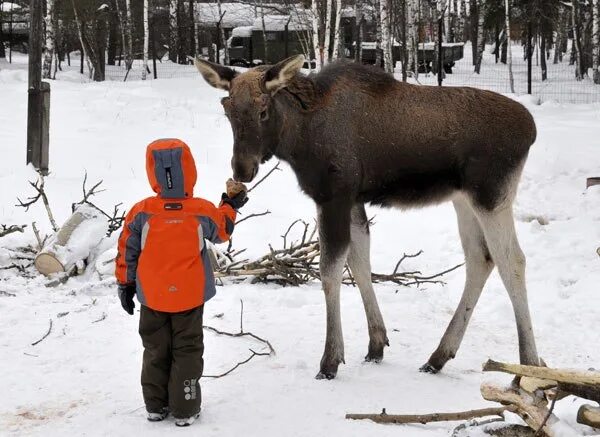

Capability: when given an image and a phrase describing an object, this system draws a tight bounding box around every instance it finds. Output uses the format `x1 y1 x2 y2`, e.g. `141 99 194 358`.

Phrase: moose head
194 55 305 182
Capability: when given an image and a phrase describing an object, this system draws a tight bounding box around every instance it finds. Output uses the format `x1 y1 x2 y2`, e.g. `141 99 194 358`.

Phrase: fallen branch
31 319 53 346
92 312 107 323
203 300 275 354
0 290 16 297
483 359 600 387
480 383 560 437
16 172 59 232
202 349 270 378
577 404 600 429
0 224 27 238
31 222 47 250
345 406 515 425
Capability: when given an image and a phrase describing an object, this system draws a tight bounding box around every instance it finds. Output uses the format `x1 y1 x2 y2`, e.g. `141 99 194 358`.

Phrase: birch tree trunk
124 0 133 71
459 0 466 42
354 0 363 62
572 0 584 80
593 0 599 83
142 0 149 80
505 0 514 92
331 0 343 60
323 0 333 63
442 0 449 42
474 0 485 73
408 0 418 77
374 0 383 68
219 0 229 64
43 0 55 79
260 1 268 63
380 0 393 72
169 0 177 62
312 0 323 68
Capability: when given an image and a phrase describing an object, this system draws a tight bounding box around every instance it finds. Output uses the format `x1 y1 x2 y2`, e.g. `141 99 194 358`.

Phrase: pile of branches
346 359 600 436
213 218 463 288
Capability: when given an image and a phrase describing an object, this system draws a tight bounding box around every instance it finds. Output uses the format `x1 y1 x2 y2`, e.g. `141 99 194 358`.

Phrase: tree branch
31 319 53 346
346 406 515 424
248 161 281 193
0 224 27 238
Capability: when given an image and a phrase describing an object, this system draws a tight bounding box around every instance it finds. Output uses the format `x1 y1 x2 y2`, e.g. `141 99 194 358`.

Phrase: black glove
118 284 136 315
221 191 248 210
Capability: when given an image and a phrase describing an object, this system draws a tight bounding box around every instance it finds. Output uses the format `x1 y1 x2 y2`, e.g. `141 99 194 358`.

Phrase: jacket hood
146 138 197 199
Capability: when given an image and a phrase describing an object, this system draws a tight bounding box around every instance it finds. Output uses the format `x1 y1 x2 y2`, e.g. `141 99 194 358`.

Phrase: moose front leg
315 200 352 380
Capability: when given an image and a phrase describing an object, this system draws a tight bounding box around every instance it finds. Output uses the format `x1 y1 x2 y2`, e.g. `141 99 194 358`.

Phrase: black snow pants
138 304 204 419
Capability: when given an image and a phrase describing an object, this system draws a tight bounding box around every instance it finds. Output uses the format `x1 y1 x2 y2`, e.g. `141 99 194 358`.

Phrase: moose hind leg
315 201 352 380
421 198 494 373
347 204 389 363
476 206 539 366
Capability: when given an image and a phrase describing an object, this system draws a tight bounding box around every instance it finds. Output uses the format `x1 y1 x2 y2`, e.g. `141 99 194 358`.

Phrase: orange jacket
115 138 236 312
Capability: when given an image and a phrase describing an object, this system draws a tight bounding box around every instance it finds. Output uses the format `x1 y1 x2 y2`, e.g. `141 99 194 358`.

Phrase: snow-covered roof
231 25 253 38
0 2 22 12
251 14 311 32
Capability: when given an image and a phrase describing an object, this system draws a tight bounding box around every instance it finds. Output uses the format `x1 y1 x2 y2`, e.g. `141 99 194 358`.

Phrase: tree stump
34 204 108 276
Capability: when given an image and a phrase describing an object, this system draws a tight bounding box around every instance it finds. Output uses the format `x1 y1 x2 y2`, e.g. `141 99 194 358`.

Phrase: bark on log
34 205 108 276
345 406 514 424
577 404 600 429
483 359 600 386
557 382 600 403
480 383 560 437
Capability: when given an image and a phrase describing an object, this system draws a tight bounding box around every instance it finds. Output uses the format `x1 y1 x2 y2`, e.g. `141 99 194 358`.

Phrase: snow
1 56 600 437
231 25 254 38
252 15 311 32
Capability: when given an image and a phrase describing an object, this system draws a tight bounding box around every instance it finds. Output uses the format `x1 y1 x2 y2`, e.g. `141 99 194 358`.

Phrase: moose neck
271 90 310 165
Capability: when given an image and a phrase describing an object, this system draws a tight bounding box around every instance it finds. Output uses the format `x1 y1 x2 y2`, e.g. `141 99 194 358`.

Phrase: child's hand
226 178 247 198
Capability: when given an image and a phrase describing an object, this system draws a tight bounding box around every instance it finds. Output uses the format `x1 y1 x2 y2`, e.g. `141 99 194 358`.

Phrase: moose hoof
315 371 337 380
419 362 441 374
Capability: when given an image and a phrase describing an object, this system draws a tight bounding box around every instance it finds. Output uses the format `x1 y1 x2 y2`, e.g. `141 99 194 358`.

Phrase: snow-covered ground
1 58 600 437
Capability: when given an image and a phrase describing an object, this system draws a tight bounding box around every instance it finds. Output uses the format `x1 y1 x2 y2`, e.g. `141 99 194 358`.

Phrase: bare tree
407 0 418 76
374 0 383 67
71 1 108 81
169 0 177 62
43 0 55 79
593 0 599 83
572 0 584 80
505 0 514 92
142 0 149 80
331 0 343 59
124 0 133 71
312 0 323 68
323 0 333 62
474 0 485 73
380 0 393 72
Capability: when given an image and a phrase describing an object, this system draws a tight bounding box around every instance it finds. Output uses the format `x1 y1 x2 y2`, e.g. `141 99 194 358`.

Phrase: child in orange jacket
115 138 247 426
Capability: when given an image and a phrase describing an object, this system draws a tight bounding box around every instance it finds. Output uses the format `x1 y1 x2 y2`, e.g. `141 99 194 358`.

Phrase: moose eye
259 109 269 122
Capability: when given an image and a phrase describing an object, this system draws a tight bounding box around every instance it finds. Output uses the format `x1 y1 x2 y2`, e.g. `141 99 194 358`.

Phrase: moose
195 55 540 380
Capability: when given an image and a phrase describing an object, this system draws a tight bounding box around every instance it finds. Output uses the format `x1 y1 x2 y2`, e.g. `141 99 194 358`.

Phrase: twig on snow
204 299 275 353
92 312 107 323
202 349 271 379
31 319 53 346
345 406 515 424
0 290 17 297
0 224 27 238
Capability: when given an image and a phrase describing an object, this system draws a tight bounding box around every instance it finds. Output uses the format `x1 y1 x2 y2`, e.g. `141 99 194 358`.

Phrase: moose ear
194 58 237 91
264 55 305 94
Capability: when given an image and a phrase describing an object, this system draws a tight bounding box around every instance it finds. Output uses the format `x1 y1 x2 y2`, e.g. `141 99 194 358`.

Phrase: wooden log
577 404 600 429
483 359 600 386
520 376 557 394
345 406 514 424
480 383 561 437
34 204 108 276
587 177 600 189
558 382 600 403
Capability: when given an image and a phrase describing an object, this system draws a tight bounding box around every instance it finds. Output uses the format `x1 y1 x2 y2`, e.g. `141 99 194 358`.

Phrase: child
115 138 247 426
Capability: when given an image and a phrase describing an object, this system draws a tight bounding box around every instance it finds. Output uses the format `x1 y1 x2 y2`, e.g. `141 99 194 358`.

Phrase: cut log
480 383 561 437
577 404 600 429
557 382 600 403
34 205 108 276
345 406 514 424
483 359 600 386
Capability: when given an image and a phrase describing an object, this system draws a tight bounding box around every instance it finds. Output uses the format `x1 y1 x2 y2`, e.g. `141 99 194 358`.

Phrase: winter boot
147 407 169 422
174 413 200 427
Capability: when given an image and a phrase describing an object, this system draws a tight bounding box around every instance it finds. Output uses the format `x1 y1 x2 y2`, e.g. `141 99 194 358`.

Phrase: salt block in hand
226 178 247 198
